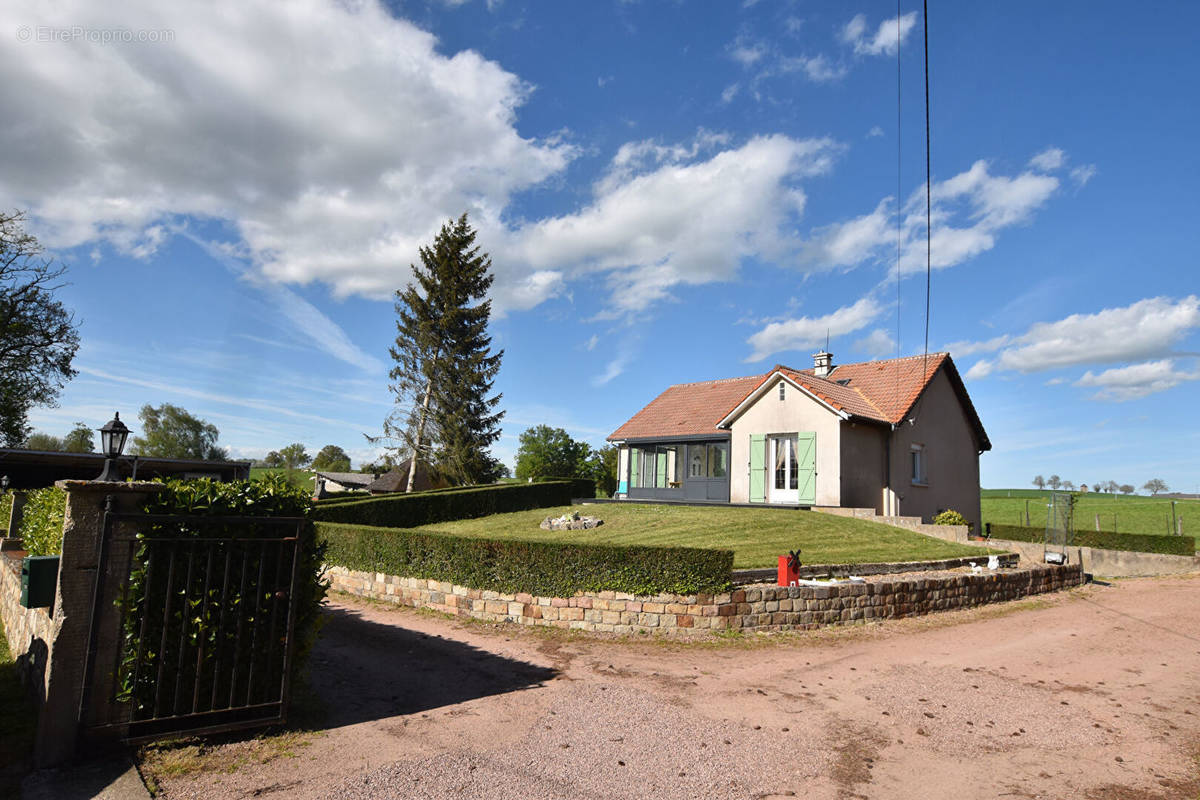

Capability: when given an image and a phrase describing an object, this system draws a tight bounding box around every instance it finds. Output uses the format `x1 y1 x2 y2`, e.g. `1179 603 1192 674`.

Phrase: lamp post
96 412 131 482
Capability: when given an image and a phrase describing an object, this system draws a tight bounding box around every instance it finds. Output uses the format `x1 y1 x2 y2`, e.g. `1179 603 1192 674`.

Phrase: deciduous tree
131 403 228 460
275 443 310 470
24 432 64 451
1142 478 1168 495
514 425 592 480
63 421 95 453
1032 475 1046 490
0 211 81 446
1119 484 1134 495
311 444 351 472
1047 475 1062 490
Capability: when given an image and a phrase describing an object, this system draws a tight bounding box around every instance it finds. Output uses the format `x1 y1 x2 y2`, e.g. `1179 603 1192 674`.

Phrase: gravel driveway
150 575 1200 800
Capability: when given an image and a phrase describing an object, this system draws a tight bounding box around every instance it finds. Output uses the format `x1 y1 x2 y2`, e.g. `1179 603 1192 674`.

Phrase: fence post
28 480 165 767
1094 513 1100 532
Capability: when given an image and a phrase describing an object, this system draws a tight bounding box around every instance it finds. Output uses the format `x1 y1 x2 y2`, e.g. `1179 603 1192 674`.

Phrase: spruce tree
385 214 504 489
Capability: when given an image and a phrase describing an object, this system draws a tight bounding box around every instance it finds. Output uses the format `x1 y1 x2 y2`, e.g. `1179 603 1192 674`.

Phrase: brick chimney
812 350 833 378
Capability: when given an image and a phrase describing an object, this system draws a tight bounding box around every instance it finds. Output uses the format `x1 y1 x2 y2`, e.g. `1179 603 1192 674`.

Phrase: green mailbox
20 555 59 609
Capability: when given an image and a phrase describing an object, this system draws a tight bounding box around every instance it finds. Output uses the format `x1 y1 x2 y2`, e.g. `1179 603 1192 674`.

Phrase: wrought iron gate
79 500 306 743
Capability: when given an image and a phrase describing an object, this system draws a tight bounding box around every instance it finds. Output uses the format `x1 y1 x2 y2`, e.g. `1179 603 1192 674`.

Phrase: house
606 351 990 531
0 448 251 489
363 458 448 494
312 470 377 498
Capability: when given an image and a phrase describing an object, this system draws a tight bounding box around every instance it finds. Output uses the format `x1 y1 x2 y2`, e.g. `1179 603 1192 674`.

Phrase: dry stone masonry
539 511 603 531
327 563 1083 635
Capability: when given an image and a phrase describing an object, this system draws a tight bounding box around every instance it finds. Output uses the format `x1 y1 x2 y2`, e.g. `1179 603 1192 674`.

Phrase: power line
922 0 932 381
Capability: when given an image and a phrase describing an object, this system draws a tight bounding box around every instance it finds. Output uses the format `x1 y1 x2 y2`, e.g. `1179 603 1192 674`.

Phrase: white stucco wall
728 376 842 505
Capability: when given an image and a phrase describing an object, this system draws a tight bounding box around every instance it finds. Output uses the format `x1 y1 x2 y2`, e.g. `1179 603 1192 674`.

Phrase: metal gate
79 499 306 743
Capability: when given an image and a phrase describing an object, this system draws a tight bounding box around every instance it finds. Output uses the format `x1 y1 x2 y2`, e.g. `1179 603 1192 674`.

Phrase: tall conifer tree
385 214 504 488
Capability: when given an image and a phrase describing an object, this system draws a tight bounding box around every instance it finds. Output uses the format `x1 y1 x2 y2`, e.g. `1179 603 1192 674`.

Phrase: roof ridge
829 351 949 370
666 373 766 389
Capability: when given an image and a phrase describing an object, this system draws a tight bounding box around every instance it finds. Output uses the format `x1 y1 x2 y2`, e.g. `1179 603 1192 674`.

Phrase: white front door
767 435 799 504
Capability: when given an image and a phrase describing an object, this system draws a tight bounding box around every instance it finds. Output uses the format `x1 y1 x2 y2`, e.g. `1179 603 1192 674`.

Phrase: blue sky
3 1 1197 492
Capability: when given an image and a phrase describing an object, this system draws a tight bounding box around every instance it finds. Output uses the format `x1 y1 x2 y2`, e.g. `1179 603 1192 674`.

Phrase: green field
249 467 314 492
982 490 1198 538
410 503 991 569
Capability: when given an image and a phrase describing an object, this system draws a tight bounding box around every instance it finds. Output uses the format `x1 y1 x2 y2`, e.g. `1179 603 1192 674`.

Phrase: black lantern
96 412 131 482
1 475 8 491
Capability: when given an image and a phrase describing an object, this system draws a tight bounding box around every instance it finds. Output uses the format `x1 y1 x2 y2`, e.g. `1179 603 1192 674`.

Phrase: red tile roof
608 352 990 450
607 374 764 441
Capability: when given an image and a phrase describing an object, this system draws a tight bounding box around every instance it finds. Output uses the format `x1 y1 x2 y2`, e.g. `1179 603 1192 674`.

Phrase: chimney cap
812 350 834 377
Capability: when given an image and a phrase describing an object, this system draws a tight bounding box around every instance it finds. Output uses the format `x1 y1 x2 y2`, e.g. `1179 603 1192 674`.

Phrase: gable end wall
728 376 842 505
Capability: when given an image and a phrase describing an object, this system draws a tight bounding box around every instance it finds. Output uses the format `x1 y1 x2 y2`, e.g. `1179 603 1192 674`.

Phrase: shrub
986 523 1195 556
0 491 11 534
18 487 67 557
933 509 969 527
312 481 575 528
117 474 326 716
532 476 597 498
319 521 733 596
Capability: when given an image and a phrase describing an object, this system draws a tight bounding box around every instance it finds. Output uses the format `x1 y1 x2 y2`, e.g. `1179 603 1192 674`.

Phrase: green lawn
982 490 1198 538
411 503 990 569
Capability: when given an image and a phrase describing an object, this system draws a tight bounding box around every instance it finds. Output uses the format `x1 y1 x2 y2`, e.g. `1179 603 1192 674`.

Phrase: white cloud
1029 147 1066 172
854 328 896 358
745 296 883 362
959 296 1200 399
842 12 917 57
0 0 574 309
1075 359 1200 402
867 125 884 138
728 33 768 66
943 334 1011 358
797 156 1063 276
1071 164 1098 187
964 360 994 380
512 134 842 317
993 296 1200 373
721 83 741 104
777 54 846 83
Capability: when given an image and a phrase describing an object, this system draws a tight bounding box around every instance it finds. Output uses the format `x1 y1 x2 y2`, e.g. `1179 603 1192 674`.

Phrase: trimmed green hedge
0 491 11 534
318 521 732 596
18 487 67 557
532 476 597 498
987 523 1195 556
314 484 471 506
312 482 575 528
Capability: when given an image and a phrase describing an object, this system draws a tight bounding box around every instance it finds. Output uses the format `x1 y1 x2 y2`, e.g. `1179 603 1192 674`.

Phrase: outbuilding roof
608 353 990 451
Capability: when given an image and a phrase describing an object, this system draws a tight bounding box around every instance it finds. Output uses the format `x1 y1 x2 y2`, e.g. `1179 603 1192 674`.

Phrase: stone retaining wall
326 562 1083 635
0 551 58 700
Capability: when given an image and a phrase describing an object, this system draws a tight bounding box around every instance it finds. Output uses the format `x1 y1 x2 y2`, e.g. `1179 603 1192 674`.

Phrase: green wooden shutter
630 448 639 489
749 434 765 503
795 432 816 505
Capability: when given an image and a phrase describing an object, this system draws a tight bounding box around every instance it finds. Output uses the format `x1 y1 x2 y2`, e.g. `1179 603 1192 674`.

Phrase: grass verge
135 677 327 796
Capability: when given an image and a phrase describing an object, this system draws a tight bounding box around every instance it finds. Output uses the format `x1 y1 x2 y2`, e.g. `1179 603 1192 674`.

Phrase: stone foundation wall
326 562 1084 635
0 552 58 700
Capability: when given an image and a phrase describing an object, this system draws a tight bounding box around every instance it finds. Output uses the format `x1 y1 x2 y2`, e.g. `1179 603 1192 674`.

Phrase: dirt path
150 575 1200 800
